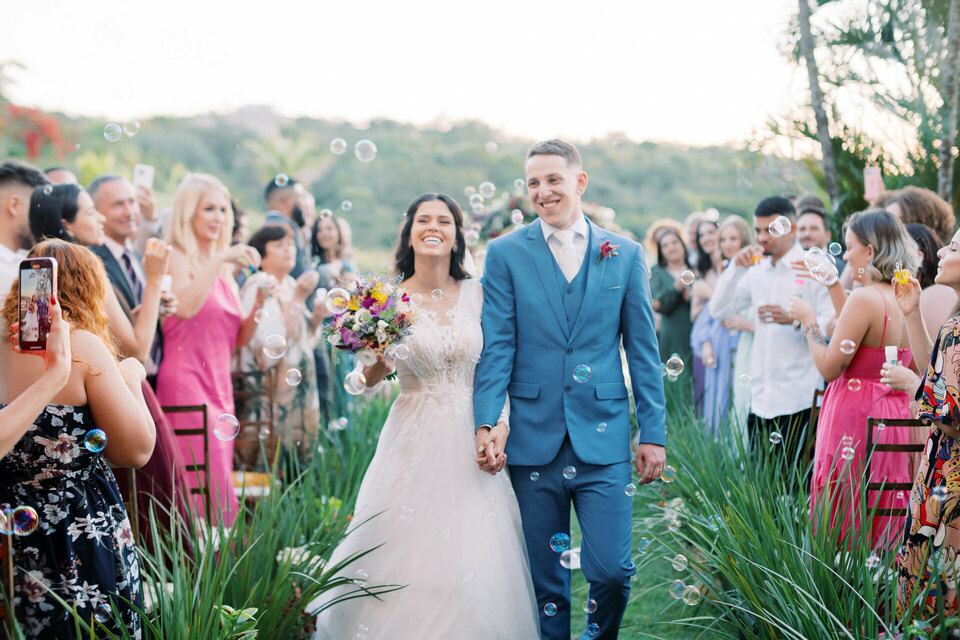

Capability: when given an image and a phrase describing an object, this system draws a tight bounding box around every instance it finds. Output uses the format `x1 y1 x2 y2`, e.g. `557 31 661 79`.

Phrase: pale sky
5 0 806 145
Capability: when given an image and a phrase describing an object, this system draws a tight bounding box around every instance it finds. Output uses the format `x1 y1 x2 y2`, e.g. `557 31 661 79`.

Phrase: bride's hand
362 354 394 387
475 422 508 475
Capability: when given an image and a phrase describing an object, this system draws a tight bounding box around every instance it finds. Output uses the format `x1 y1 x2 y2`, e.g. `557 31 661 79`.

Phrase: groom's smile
525 153 588 230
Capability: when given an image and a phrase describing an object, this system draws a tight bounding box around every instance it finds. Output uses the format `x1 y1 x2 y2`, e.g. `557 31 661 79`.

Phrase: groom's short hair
526 139 582 170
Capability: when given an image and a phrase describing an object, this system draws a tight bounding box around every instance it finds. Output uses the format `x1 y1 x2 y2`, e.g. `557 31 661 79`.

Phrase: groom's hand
636 444 666 485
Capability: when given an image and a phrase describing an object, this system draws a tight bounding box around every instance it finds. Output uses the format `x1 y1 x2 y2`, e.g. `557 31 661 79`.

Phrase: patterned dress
0 404 141 639
896 317 960 619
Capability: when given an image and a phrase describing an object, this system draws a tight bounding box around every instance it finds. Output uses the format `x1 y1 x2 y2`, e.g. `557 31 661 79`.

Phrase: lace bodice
396 279 483 398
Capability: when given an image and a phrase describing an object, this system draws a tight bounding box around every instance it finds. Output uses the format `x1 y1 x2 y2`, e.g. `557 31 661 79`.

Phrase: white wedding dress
312 278 539 640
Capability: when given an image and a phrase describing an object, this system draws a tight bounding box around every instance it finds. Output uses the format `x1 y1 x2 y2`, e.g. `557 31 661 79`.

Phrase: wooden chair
865 417 929 519
161 404 212 518
803 389 826 466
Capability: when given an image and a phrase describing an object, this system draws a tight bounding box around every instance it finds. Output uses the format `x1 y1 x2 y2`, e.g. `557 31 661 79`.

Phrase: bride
311 194 539 639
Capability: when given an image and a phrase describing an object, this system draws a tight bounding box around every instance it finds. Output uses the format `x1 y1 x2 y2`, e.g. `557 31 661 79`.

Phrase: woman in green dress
650 228 693 367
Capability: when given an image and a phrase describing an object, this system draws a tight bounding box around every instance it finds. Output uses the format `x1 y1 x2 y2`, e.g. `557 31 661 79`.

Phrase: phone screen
18 258 58 351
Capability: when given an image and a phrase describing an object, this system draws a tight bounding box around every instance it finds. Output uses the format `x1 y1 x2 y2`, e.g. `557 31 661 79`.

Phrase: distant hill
22 106 819 250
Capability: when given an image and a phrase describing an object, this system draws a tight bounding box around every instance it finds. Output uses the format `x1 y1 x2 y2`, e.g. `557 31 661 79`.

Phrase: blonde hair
719 216 752 250
166 173 234 275
846 209 920 282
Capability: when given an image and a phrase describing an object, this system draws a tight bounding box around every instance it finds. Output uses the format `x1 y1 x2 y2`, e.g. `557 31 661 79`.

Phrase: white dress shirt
540 215 589 273
709 243 835 419
0 243 26 304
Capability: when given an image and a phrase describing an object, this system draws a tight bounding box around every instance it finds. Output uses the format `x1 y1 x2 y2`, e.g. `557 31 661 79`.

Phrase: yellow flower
347 295 360 311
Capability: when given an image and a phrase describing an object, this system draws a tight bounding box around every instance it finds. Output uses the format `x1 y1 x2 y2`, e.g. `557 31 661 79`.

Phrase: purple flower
340 327 361 349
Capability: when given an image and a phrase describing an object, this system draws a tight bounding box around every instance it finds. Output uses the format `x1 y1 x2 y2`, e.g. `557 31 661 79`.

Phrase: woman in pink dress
789 210 918 548
157 174 264 526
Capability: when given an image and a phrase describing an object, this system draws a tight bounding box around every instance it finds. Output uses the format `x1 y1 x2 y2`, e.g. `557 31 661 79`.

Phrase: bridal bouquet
324 275 417 365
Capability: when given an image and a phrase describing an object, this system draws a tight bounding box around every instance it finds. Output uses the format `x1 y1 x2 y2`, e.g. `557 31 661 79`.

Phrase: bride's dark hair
394 193 469 281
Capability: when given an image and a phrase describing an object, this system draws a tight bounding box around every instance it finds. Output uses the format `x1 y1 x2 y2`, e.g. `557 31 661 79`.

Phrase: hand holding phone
18 258 58 352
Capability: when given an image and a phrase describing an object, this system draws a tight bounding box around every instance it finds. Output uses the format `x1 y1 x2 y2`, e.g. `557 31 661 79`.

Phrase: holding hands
475 422 508 475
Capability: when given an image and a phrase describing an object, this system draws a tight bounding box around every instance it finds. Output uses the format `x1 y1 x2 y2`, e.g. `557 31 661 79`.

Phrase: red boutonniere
596 241 620 264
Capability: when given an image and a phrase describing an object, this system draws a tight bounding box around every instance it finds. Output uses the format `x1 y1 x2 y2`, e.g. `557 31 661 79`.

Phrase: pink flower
596 241 620 264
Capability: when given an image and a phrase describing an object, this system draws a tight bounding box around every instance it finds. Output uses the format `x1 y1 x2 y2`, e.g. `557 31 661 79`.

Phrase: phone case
18 257 58 351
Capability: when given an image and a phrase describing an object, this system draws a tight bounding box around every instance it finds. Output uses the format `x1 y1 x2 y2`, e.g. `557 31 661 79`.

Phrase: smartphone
18 257 58 352
132 164 155 191
864 166 883 203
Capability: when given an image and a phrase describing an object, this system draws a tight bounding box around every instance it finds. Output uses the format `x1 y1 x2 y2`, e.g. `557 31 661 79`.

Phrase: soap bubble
285 368 302 386
515 178 525 191
839 339 857 355
672 553 689 571
665 355 684 376
254 308 266 324
804 247 828 269
330 138 347 155
393 343 410 360
11 506 38 536
841 434 853 447
637 538 651 554
707 515 722 531
738 373 753 387
544 603 558 616
559 548 578 569
273 173 290 187
931 485 948 502
399 505 416 522
587 623 600 637
597 422 607 433
214 414 240 441
847 378 862 392
122 120 140 137
511 209 524 225
680 270 696 286
431 288 444 301
661 466 677 483
682 585 702 606
325 288 351 314
319 208 333 220
840 446 856 461
355 624 370 639
258 427 270 440
573 364 592 383
529 471 540 481
769 431 783 445
549 532 571 552
464 186 477 197
828 242 843 256
103 123 122 142
469 193 484 207
471 202 484 215
812 262 839 285
479 181 496 198
865 554 881 570
582 599 598 613
353 569 369 586
563 466 577 480
769 215 791 237
344 371 367 396
262 334 287 359
341 200 353 212
465 229 480 247
93 603 112 623
669 580 686 599
354 139 377 163
84 429 107 453
329 416 349 431
624 483 637 497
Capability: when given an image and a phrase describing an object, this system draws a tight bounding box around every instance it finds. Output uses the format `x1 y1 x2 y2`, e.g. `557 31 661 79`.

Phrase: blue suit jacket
473 217 665 467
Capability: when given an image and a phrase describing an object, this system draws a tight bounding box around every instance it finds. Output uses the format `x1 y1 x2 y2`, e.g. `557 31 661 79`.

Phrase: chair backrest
803 389 826 466
161 404 212 518
1 531 12 629
865 417 929 518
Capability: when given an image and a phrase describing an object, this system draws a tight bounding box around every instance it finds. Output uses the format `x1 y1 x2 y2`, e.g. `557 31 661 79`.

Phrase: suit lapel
526 221 569 339
93 246 137 310
568 221 608 342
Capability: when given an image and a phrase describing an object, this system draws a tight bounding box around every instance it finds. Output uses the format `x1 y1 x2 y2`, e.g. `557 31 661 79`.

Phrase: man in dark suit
88 174 164 382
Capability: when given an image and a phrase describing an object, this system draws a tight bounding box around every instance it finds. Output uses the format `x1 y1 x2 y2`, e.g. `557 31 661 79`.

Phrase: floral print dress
896 317 960 620
0 404 141 639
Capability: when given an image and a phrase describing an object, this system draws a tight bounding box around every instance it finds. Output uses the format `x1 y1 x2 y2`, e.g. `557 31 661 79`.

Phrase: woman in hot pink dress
157 174 264 526
789 210 918 548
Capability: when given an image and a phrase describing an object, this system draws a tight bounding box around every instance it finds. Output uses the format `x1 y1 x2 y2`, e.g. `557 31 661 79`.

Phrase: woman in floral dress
0 241 155 638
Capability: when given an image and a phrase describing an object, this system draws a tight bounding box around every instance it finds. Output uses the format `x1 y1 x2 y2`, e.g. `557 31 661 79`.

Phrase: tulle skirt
312 390 539 640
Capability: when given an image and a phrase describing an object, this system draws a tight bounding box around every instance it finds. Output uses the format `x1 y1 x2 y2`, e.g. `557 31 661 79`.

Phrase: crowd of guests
648 186 960 621
5 148 960 634
0 159 357 637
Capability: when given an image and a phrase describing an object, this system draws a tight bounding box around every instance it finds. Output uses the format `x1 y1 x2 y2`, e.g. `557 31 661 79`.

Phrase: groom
474 139 666 640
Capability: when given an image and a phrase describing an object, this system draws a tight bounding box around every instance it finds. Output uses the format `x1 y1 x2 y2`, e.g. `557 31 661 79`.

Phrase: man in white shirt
710 197 835 461
0 160 50 298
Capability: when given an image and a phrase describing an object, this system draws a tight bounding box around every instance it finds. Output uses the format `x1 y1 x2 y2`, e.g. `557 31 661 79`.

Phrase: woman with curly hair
0 240 153 639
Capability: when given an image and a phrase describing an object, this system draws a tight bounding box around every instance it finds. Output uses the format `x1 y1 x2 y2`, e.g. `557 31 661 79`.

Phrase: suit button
564 385 571 392
567 287 573 294
566 348 573 354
